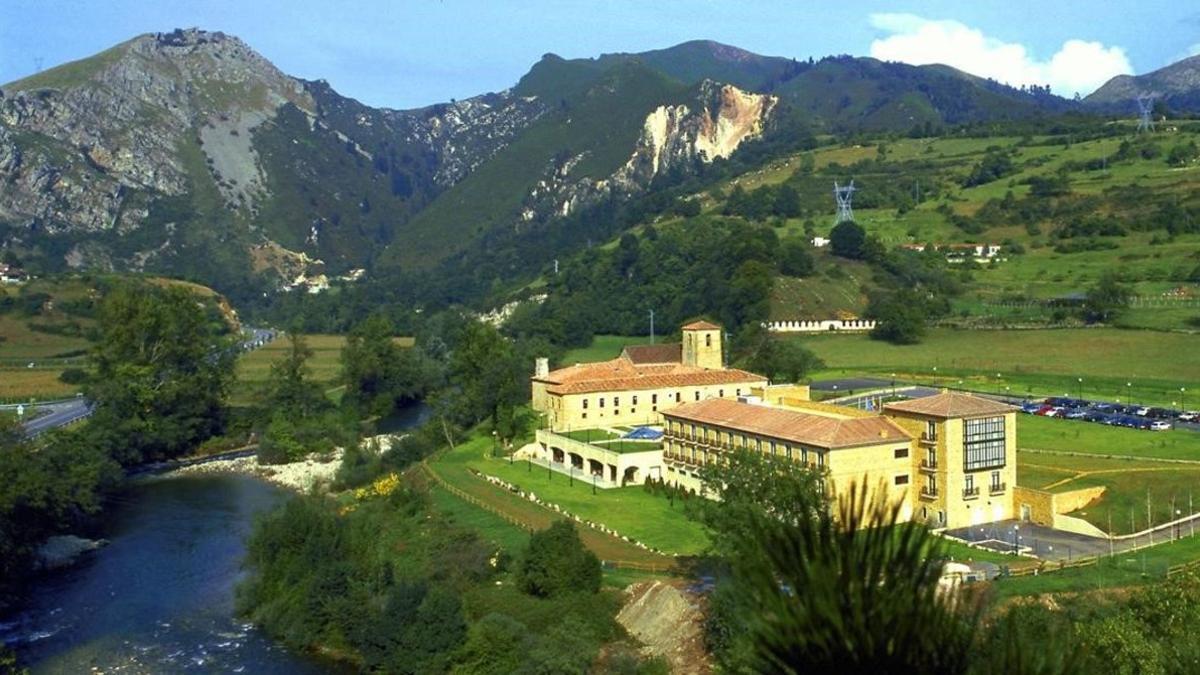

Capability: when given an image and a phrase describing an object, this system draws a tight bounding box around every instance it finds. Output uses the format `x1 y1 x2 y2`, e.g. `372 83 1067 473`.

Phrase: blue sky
2 1 1197 108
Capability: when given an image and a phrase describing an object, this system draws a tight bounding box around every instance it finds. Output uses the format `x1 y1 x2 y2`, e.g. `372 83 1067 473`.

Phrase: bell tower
681 320 722 370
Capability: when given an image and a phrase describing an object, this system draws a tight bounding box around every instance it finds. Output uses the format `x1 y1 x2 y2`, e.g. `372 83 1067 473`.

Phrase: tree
1081 273 1130 324
868 291 927 345
87 283 235 464
775 183 802 218
518 521 601 598
721 479 979 673
735 325 824 383
777 240 814 277
454 613 532 674
342 315 438 417
266 331 326 418
830 221 866 259
448 322 527 438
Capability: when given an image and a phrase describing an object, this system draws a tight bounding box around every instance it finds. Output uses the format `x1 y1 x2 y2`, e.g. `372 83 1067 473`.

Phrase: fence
419 457 680 575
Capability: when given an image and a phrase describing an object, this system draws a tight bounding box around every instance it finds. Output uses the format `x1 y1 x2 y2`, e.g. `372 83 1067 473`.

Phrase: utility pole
649 309 655 345
1148 489 1154 546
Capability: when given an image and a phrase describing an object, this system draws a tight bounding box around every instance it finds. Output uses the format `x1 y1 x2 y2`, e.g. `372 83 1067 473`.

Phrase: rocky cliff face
547 81 775 218
0 29 313 237
0 29 550 285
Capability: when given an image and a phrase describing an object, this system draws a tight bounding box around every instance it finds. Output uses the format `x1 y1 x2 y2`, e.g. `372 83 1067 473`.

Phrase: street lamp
1077 377 1083 401
1013 524 1020 554
1181 387 1187 413
491 430 498 458
891 373 897 398
592 473 597 495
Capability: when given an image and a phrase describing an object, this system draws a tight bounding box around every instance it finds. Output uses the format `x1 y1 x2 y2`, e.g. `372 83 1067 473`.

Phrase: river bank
6 474 345 673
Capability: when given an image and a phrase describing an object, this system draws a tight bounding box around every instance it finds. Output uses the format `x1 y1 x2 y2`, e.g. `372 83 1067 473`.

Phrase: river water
5 474 345 673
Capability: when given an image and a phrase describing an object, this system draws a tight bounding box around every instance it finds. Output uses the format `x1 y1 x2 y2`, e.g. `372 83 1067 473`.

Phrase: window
705 334 712 347
963 417 1006 471
769 441 777 456
894 447 909 459
926 447 936 468
726 432 734 446
614 396 620 407
991 470 1002 491
719 389 724 397
632 395 638 406
676 392 682 403
582 399 589 409
582 412 588 420
894 474 910 486
692 391 699 401
599 398 605 408
651 393 658 404
755 438 762 453
925 421 938 440
689 424 696 439
785 445 793 460
964 474 975 493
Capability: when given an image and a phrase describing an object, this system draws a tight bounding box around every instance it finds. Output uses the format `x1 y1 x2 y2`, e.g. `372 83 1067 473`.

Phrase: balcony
989 482 1007 495
963 486 980 500
919 436 937 447
919 488 939 500
919 459 938 472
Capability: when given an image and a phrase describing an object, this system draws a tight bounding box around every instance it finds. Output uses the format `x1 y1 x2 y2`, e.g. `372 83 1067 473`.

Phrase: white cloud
868 14 1132 97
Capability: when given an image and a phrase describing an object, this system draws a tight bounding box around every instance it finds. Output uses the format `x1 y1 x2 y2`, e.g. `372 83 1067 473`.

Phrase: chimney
534 357 549 378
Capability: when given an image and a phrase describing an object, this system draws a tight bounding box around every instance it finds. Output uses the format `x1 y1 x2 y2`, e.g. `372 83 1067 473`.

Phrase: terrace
532 427 665 488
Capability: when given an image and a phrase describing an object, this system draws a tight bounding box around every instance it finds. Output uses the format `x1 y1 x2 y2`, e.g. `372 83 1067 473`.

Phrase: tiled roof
682 320 721 331
883 392 1016 419
622 343 682 365
662 398 913 449
535 357 764 395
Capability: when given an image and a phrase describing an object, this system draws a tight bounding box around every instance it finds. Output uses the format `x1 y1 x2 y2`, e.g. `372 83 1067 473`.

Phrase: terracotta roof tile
682 320 721 331
622 343 682 364
663 398 913 449
883 392 1016 419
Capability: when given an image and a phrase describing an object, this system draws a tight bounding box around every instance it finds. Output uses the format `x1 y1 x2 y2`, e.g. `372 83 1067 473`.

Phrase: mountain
0 29 545 300
0 32 1083 302
1087 55 1200 111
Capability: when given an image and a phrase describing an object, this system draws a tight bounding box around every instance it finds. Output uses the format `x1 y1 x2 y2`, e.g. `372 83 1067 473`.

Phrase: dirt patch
617 580 711 674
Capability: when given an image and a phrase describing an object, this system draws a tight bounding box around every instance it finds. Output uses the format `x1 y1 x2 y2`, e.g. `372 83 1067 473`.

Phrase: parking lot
1019 396 1198 433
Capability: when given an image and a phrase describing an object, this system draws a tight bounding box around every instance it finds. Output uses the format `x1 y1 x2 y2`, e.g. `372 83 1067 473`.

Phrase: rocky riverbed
150 450 344 492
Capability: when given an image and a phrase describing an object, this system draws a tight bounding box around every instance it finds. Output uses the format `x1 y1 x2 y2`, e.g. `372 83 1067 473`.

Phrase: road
19 398 94 438
12 326 277 439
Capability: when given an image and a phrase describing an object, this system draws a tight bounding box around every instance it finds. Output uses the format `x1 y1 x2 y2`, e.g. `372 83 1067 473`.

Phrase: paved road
19 399 94 438
13 326 277 439
810 377 892 392
947 517 1200 562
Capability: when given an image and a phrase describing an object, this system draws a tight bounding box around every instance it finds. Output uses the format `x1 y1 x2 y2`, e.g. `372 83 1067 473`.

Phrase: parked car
1179 411 1198 422
1150 420 1172 431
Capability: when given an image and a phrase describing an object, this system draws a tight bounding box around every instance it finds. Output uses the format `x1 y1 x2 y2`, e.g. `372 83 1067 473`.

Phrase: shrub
518 521 601 598
58 368 88 384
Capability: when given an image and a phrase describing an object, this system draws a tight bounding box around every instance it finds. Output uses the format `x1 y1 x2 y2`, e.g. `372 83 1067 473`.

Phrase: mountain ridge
4 30 1200 305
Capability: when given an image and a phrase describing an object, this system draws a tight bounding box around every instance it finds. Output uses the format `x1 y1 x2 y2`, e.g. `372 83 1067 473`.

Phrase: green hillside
382 62 689 271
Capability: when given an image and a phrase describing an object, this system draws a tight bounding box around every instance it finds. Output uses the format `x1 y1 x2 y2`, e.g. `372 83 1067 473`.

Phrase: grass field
0 366 79 401
230 334 409 406
1019 415 1200 461
560 334 655 365
432 433 709 557
799 328 1198 408
0 314 91 361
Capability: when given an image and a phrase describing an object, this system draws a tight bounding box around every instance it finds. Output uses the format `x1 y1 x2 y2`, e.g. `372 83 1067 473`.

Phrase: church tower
681 320 723 370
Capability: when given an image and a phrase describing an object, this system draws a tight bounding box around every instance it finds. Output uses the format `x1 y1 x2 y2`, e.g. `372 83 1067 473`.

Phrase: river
5 475 346 673
4 401 432 672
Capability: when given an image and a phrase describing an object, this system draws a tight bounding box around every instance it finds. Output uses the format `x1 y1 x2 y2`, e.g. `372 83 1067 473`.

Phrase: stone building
531 321 767 431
